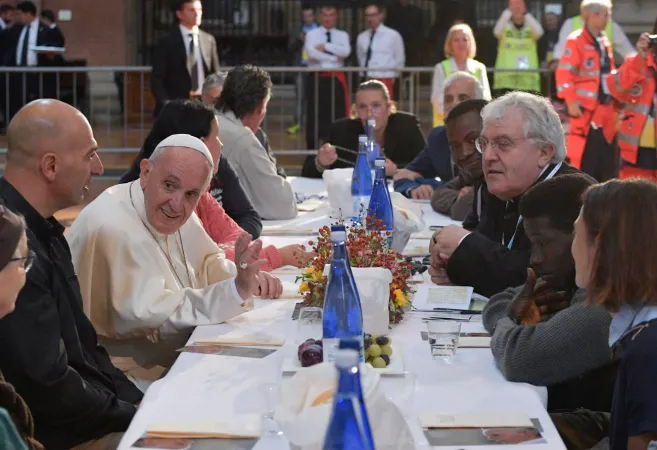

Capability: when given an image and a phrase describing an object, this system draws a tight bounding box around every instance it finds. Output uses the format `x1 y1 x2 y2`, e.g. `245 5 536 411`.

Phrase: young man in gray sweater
482 173 617 423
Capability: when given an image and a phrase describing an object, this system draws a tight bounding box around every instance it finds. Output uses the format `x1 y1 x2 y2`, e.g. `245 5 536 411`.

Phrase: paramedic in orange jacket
606 32 657 180
555 0 619 181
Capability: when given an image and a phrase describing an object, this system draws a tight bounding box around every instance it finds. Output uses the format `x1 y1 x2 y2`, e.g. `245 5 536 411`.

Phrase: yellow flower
393 289 408 307
299 281 310 293
305 267 315 274
312 271 324 282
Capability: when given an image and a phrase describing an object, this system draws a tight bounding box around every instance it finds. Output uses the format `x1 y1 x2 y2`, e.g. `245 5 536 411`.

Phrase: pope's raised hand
234 233 268 300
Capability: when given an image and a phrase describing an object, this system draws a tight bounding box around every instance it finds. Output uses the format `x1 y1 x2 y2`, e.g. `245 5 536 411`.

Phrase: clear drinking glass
296 306 323 344
426 320 461 363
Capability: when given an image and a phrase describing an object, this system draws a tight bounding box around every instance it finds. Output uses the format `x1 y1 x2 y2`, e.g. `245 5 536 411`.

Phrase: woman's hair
350 80 397 118
582 178 657 312
0 372 43 450
122 99 216 183
444 23 477 59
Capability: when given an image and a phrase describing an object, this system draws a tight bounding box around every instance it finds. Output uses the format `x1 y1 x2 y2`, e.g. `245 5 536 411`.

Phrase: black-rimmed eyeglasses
9 250 36 273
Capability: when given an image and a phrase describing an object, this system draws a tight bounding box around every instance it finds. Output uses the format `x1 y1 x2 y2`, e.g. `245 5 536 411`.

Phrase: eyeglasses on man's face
10 250 36 273
474 136 531 154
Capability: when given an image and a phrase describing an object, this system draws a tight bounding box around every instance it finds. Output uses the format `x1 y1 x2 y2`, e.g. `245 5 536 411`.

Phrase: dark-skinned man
482 173 616 450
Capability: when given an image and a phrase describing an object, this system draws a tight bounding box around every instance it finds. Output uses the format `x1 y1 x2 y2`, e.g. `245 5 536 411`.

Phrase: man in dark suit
4 1 59 120
39 9 65 47
151 0 220 116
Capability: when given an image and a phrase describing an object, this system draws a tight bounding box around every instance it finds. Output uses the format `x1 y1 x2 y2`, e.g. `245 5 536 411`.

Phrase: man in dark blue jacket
393 72 484 199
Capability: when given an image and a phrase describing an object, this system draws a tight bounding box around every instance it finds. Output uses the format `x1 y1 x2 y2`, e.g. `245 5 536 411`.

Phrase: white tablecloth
117 178 564 450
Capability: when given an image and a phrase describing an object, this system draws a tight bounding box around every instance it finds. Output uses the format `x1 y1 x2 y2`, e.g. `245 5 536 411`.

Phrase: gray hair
202 72 227 94
481 92 566 163
443 72 485 100
580 0 612 13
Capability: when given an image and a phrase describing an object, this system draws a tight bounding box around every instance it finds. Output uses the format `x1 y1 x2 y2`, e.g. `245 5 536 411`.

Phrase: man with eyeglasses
429 92 581 297
0 99 143 450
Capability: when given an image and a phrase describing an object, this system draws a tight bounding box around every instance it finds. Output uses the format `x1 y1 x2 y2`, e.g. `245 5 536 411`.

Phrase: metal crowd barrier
0 66 558 178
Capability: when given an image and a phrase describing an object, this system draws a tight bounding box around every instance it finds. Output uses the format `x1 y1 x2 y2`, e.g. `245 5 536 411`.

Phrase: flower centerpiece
296 213 413 324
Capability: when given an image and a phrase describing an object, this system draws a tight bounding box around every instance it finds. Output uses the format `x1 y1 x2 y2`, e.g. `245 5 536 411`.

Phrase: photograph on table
423 423 547 446
132 435 257 449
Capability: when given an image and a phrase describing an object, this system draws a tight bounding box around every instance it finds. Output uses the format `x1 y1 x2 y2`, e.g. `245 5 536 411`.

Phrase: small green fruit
381 344 393 356
367 344 382 358
371 356 387 368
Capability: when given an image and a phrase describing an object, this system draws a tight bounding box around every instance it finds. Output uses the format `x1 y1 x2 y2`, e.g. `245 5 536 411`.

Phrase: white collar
179 23 199 37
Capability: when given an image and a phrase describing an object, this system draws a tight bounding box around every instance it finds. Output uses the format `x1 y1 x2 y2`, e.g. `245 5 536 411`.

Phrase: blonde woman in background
431 23 491 127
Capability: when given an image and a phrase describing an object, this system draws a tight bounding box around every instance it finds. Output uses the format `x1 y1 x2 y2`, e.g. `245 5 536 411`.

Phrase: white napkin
146 415 260 438
193 329 285 346
459 336 492 348
276 362 413 450
420 413 533 429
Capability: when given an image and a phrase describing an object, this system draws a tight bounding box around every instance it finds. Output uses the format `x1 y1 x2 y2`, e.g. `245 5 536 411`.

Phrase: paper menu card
193 329 285 346
261 226 317 236
297 199 326 212
402 246 428 257
146 417 260 439
458 336 492 348
420 413 534 429
412 285 474 311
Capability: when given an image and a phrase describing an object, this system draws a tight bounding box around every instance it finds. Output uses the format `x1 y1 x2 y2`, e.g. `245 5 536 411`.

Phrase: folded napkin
194 329 285 347
458 336 492 348
402 246 428 257
420 413 533 429
297 199 326 212
276 362 413 450
261 227 317 236
146 416 260 439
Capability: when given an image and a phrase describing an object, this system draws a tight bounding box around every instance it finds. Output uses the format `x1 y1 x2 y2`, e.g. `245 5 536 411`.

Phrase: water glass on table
426 320 461 363
297 306 323 344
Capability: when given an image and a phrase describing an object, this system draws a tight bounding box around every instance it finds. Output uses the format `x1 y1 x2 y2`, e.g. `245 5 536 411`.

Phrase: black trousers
305 73 347 150
550 410 610 450
581 127 619 182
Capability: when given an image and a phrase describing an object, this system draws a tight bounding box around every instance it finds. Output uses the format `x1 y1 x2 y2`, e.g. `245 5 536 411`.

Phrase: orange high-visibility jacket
556 28 616 168
605 52 657 165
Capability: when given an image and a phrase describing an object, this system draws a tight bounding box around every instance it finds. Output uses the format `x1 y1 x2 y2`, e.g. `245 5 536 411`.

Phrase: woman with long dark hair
572 178 657 450
121 99 313 270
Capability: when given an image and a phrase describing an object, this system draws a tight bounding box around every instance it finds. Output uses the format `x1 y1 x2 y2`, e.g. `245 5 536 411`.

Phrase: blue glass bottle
323 225 364 363
368 158 394 251
365 118 379 180
352 134 373 220
322 348 375 450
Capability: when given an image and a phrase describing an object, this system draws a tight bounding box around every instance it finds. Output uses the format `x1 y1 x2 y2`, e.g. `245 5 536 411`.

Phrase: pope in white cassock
66 134 280 389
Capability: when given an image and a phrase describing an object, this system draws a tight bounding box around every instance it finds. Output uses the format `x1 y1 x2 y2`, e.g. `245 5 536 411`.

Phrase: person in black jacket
302 79 426 178
430 92 583 297
38 9 65 47
150 0 220 116
120 99 263 239
0 100 142 450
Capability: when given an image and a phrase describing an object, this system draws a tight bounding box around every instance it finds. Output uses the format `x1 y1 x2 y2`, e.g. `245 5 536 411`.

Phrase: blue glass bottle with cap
365 118 379 178
323 225 364 363
368 157 394 250
322 347 375 450
351 134 373 220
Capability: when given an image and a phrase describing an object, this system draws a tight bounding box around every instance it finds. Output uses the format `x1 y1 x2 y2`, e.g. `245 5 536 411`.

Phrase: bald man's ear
40 153 59 183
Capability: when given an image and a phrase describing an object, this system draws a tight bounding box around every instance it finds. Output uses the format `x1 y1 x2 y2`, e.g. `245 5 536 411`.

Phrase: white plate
283 343 404 375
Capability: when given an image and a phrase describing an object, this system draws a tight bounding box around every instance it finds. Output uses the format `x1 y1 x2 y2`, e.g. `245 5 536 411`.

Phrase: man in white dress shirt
304 5 351 150
67 134 278 389
356 3 405 99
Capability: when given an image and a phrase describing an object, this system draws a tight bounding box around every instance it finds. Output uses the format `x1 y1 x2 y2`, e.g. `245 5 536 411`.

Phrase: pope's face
139 147 211 235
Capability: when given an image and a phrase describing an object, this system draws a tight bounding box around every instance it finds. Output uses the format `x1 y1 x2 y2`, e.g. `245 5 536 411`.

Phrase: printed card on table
176 345 276 359
132 435 257 449
421 416 547 446
413 285 474 311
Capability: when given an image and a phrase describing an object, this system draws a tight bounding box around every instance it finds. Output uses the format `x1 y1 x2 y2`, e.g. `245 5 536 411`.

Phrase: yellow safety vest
494 22 540 92
432 59 484 127
571 15 614 49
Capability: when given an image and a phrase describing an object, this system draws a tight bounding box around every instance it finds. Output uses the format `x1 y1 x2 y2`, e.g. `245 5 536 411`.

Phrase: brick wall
40 0 132 65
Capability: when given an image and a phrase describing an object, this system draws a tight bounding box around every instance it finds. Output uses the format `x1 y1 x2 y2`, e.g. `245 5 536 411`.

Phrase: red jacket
195 192 283 271
605 52 657 164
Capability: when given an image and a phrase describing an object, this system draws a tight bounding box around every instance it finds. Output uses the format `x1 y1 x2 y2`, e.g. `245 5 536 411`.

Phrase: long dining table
117 177 566 450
